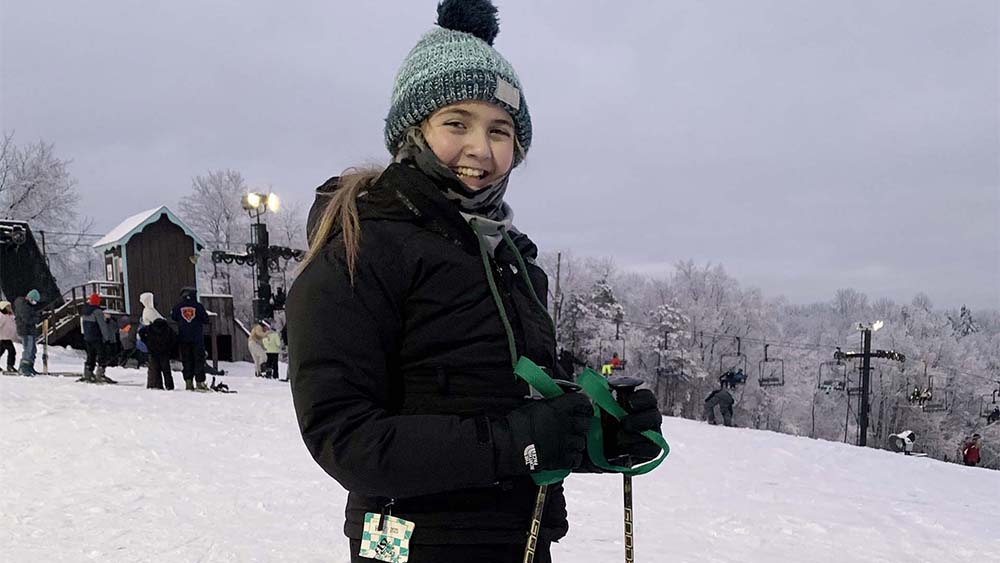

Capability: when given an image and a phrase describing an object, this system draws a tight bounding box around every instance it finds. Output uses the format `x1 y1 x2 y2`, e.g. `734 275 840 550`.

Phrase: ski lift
979 383 1000 423
817 355 847 393
599 337 628 375
921 371 951 413
719 336 748 384
846 362 864 397
758 344 784 387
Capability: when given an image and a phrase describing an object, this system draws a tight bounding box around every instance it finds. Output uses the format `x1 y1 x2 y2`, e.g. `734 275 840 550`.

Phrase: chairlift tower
834 322 905 447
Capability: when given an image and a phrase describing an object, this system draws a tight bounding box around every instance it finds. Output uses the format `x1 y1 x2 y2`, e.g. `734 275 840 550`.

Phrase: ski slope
2 346 998 562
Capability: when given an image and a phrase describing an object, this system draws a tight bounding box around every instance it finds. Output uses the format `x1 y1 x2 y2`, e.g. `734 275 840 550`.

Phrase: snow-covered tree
950 306 980 338
0 133 95 290
177 169 254 320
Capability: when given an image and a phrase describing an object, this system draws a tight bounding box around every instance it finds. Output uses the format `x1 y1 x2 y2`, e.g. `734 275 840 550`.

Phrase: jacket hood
180 287 197 301
139 292 155 309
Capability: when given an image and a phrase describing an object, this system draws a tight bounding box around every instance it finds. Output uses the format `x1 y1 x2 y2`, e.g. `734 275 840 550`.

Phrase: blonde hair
297 166 384 281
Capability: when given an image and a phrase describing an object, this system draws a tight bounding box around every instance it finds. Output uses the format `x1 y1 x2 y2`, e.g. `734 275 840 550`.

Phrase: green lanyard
469 220 669 482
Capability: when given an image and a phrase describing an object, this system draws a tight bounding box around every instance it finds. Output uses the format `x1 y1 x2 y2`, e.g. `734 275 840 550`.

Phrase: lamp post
241 192 280 322
212 191 303 325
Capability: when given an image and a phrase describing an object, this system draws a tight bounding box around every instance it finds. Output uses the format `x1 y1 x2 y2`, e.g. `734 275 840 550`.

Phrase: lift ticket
359 512 415 563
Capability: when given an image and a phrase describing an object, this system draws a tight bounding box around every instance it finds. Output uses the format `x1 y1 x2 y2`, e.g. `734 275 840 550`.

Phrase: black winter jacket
288 164 565 546
138 318 177 356
170 293 208 344
13 297 41 337
81 304 115 343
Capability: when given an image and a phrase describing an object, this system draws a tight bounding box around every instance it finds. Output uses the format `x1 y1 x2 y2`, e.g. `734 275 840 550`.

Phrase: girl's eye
444 121 466 129
491 128 512 138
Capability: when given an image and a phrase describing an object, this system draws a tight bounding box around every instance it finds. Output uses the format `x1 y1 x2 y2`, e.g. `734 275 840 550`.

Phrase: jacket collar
306 164 539 262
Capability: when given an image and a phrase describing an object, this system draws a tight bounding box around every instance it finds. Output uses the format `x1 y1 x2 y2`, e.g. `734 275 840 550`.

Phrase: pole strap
514 357 670 481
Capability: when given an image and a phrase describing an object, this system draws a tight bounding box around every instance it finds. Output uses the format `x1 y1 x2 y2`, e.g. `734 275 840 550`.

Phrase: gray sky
2 1 997 309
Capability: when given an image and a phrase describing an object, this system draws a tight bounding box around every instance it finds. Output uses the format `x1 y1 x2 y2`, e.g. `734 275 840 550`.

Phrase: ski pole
522 378 583 563
608 376 643 563
523 484 547 563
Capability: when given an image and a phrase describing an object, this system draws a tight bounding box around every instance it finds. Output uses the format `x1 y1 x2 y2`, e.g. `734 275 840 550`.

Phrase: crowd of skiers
0 286 228 392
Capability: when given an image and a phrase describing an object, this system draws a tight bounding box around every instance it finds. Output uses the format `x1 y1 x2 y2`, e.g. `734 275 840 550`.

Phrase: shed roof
93 206 206 252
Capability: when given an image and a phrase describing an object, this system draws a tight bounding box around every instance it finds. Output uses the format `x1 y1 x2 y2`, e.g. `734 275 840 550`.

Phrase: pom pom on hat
436 0 500 45
384 0 532 163
88 293 101 306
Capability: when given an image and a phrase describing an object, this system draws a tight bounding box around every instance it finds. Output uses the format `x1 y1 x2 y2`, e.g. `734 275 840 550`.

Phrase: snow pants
348 539 551 563
146 354 174 390
179 341 206 383
704 397 734 427
84 340 111 371
266 353 279 379
0 340 15 370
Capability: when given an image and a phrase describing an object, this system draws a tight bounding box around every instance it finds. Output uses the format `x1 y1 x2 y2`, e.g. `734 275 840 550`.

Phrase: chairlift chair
817 360 848 392
758 343 784 387
919 372 952 414
980 386 999 423
720 336 748 384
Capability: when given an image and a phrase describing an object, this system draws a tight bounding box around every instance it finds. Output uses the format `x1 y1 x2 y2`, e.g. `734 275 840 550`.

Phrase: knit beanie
384 0 531 165
88 293 101 306
26 289 40 303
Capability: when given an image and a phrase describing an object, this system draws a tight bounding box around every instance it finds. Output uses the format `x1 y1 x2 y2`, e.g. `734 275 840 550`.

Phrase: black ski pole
524 485 547 563
608 376 643 563
523 379 583 563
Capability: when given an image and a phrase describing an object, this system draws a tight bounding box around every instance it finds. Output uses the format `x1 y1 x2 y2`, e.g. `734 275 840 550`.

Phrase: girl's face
421 101 516 190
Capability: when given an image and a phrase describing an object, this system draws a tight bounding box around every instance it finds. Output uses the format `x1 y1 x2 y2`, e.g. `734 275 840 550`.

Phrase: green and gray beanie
384 0 532 165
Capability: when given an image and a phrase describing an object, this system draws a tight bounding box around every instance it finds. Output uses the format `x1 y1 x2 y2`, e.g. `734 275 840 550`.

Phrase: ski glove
492 392 593 477
577 388 663 473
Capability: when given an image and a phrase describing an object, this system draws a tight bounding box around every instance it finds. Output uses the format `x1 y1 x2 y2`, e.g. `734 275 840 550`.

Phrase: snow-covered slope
2 347 998 562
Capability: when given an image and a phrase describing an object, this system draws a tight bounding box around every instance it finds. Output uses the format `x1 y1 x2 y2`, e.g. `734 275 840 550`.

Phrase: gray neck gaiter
395 128 515 254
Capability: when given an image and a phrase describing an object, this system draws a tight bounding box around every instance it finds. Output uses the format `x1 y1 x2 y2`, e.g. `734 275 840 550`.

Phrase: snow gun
514 357 670 563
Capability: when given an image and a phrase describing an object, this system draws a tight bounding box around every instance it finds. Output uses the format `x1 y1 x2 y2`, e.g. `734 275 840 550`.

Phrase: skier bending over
287 2 662 561
704 380 736 427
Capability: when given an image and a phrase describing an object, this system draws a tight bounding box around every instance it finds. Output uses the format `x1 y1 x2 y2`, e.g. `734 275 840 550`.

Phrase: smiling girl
287 2 659 562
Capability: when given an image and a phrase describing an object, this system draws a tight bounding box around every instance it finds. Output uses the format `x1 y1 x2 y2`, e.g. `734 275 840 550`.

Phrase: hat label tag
494 76 520 111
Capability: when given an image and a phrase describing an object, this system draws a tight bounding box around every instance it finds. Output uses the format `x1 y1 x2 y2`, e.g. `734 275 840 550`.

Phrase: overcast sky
2 1 997 309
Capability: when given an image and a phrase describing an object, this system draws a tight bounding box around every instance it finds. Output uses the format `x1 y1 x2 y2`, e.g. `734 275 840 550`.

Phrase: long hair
297 166 384 282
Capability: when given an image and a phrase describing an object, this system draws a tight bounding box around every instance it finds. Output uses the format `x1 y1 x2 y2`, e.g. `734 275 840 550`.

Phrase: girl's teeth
454 167 485 179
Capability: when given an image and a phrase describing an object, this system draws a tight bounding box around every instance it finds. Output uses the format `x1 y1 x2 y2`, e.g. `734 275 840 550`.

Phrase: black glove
576 389 662 473
493 392 593 477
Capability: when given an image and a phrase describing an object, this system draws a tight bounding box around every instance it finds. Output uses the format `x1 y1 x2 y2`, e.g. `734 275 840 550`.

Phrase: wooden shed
201 294 252 363
93 206 206 317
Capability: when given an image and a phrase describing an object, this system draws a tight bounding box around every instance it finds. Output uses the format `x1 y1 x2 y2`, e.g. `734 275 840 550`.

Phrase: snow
3 346 999 562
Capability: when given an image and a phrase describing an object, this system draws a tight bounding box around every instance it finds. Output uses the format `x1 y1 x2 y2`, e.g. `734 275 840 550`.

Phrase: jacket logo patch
523 444 538 471
180 307 197 322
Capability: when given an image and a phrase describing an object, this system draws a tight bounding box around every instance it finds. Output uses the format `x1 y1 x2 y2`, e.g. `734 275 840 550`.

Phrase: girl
288 2 660 561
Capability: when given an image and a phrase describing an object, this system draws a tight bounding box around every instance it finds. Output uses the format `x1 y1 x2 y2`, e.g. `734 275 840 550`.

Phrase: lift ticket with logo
359 512 415 563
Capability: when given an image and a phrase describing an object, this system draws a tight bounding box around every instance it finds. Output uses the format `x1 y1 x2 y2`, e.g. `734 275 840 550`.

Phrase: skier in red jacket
962 434 981 466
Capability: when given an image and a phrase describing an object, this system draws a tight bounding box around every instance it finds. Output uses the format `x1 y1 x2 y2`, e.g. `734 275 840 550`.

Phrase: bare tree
0 132 96 291
178 169 251 295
